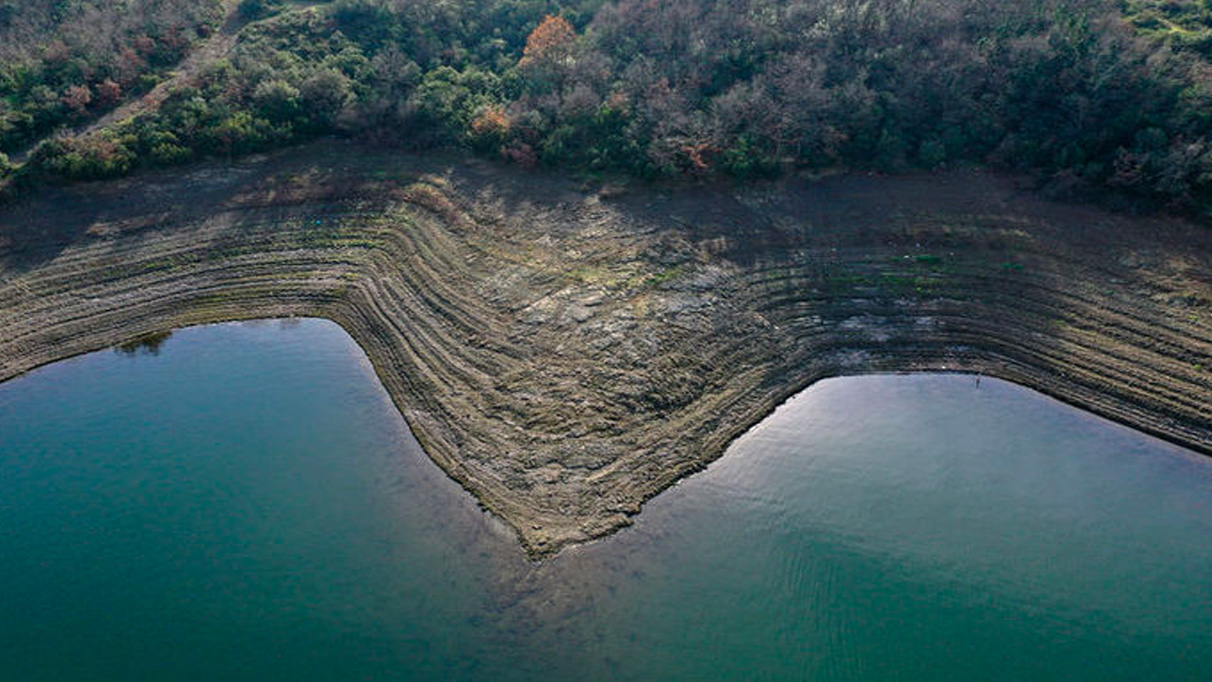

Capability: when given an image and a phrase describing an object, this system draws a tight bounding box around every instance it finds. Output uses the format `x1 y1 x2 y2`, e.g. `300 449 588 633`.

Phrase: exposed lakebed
2 319 1209 680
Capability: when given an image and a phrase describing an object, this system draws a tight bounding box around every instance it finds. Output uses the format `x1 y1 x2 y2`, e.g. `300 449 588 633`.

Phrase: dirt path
71 1 248 141
2 142 1209 557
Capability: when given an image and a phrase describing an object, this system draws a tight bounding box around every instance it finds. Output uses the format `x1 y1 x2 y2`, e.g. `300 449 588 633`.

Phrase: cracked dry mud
2 142 1210 557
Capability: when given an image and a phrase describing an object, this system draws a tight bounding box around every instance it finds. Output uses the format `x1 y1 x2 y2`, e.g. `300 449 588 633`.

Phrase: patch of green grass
647 265 686 285
827 275 872 286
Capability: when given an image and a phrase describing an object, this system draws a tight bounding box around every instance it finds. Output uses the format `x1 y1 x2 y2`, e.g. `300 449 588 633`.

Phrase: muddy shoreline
2 142 1209 557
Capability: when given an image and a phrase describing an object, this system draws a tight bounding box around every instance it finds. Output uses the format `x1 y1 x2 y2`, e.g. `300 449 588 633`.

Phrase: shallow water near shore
2 318 1209 681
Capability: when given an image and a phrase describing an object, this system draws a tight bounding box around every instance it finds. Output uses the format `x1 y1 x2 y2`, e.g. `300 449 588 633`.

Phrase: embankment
2 142 1209 556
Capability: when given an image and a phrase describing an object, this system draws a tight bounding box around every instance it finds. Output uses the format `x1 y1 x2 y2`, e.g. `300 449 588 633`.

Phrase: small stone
569 305 593 322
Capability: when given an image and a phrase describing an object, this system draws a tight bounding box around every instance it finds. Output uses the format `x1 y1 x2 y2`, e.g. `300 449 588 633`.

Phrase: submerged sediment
2 143 1210 557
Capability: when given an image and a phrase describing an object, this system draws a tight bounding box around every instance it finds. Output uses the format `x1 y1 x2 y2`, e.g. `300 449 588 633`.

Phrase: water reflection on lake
1 319 1209 681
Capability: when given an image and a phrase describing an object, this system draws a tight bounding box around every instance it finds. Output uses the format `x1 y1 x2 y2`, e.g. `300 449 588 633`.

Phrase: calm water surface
1 319 1209 681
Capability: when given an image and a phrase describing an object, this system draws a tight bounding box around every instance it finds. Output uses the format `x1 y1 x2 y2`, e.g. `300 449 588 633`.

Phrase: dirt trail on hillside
2 142 1209 557
15 1 324 161
73 1 248 140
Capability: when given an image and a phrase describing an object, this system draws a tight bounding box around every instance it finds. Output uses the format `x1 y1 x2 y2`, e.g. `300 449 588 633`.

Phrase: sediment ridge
2 142 1210 557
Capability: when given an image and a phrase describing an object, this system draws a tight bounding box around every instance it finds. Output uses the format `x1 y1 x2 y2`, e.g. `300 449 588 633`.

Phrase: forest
0 0 223 159
5 0 1212 214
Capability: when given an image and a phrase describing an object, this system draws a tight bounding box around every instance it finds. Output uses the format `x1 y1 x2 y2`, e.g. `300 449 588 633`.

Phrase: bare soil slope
2 142 1209 556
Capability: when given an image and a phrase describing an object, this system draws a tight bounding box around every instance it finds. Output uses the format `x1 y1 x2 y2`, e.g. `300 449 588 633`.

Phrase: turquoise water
1 319 1210 681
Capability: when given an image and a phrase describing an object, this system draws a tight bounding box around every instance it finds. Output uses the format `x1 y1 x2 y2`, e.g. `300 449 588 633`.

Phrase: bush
238 0 274 20
29 135 135 181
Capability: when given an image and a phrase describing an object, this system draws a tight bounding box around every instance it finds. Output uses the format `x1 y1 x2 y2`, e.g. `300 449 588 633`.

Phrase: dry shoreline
2 142 1210 557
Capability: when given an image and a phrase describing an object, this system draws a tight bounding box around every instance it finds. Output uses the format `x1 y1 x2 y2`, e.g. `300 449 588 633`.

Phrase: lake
1 319 1209 681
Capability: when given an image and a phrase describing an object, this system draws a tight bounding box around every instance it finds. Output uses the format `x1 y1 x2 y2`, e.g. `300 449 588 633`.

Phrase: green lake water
1 319 1209 681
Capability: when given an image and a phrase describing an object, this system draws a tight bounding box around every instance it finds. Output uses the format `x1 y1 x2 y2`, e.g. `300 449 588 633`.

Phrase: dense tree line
9 0 1212 213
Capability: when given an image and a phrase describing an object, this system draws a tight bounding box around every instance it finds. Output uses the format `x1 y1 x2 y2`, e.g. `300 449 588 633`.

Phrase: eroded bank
2 142 1209 556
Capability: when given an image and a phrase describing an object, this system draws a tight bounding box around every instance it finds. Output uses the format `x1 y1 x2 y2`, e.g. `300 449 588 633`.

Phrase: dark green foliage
238 0 278 21
0 0 224 154
10 0 1212 213
27 135 135 181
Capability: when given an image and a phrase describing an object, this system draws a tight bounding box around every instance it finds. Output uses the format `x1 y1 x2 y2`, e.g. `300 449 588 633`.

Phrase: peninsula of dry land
2 142 1209 556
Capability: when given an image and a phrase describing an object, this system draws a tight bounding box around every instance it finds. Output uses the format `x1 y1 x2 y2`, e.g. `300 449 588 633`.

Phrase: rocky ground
2 141 1209 557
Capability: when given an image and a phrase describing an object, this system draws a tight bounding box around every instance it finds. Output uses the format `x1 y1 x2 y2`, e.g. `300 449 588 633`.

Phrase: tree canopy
5 0 1212 214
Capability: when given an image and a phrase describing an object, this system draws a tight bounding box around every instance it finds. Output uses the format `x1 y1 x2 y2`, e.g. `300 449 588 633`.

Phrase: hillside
0 0 225 157
2 142 1209 555
4 0 1212 214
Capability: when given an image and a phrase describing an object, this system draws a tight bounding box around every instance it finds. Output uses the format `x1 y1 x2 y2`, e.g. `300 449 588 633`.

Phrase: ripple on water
1 322 1210 681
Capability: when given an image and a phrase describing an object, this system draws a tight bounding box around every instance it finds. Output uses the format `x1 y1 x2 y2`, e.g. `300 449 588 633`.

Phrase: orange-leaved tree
519 15 577 70
468 105 511 152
